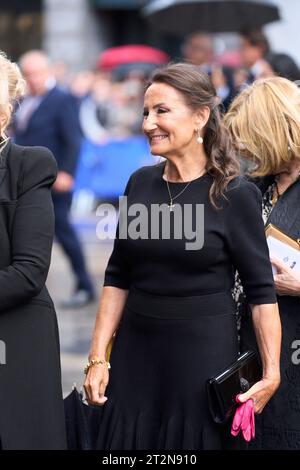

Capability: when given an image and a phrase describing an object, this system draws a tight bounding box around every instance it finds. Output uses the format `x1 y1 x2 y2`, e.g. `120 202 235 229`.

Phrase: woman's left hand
237 376 280 414
53 171 74 192
271 256 300 296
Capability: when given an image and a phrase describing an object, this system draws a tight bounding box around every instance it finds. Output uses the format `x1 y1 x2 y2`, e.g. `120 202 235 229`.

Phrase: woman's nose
143 113 158 132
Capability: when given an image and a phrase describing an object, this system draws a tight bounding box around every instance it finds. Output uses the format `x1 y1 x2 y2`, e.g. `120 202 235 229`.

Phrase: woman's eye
143 108 168 117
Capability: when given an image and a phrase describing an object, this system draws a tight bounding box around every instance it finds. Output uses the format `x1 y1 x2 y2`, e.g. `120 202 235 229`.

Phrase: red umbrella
98 45 169 71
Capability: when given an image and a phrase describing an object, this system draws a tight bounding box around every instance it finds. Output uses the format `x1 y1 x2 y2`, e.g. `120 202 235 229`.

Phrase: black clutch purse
206 350 262 424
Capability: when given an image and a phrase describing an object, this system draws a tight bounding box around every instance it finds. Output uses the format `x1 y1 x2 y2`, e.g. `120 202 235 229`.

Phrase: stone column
43 0 111 73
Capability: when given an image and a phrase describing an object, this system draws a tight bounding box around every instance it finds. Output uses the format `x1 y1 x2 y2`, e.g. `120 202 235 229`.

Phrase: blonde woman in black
226 76 300 449
0 52 66 449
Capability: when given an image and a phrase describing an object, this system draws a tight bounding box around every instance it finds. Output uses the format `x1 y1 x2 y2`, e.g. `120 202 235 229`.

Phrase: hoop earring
196 129 203 144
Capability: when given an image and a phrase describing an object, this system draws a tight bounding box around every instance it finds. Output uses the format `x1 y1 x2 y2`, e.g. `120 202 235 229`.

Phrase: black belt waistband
125 286 236 319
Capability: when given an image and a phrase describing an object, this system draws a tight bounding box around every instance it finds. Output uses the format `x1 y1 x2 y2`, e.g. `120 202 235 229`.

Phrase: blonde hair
224 76 300 176
0 51 26 142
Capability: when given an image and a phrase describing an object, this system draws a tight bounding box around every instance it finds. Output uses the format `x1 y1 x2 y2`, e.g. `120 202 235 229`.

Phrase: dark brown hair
147 62 240 209
240 30 270 56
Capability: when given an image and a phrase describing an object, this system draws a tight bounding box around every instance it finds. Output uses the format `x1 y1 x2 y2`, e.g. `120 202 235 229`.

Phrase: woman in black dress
225 76 300 449
0 52 66 449
84 63 281 450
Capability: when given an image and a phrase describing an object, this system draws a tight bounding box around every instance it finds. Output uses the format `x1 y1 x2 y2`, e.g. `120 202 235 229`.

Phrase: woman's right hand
237 375 280 414
83 363 110 406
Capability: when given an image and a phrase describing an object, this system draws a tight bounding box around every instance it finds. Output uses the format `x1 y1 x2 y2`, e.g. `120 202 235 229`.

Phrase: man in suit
239 30 271 84
14 50 94 308
182 32 235 111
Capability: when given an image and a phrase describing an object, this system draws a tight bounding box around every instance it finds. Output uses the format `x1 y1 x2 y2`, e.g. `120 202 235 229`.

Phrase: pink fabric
231 395 255 442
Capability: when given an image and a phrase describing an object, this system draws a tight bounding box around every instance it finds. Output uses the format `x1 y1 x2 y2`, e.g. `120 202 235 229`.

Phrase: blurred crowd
8 31 299 308
71 70 145 143
45 29 300 145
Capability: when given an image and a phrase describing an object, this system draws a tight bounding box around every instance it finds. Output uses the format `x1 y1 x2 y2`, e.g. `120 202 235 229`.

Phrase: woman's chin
150 145 168 156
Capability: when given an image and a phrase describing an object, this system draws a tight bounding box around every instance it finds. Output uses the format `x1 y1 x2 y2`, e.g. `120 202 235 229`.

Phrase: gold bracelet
84 357 111 375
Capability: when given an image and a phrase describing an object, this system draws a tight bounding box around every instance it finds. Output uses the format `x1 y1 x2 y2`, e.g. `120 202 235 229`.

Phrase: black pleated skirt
95 287 244 450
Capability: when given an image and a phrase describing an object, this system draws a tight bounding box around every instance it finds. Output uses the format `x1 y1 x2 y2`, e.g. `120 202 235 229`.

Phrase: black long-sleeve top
104 162 277 304
0 141 57 311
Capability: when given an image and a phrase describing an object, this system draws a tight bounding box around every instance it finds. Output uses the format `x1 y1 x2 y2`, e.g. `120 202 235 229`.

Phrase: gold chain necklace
165 167 206 211
271 181 281 206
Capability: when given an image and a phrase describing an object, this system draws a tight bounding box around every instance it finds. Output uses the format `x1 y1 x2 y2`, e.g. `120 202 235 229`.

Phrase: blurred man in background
14 50 94 308
239 29 271 83
182 32 235 110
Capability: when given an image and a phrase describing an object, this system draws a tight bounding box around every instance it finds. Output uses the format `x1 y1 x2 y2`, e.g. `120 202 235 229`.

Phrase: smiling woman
142 64 239 208
84 63 281 451
142 83 208 170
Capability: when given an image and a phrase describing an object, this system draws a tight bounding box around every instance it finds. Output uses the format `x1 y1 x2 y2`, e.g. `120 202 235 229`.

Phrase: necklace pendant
169 201 175 211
